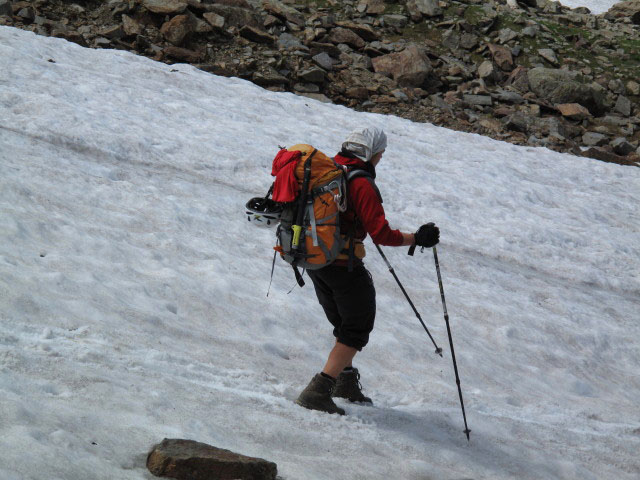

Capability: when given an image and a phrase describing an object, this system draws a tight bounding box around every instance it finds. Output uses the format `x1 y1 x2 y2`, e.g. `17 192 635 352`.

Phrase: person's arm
401 232 416 246
350 178 407 247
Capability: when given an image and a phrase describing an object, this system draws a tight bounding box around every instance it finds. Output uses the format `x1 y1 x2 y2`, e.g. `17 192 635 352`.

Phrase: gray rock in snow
147 438 277 480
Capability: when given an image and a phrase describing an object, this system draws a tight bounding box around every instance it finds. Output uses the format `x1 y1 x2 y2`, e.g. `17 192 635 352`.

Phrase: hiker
295 127 441 415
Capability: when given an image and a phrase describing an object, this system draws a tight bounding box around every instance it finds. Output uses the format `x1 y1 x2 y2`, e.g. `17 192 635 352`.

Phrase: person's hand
414 222 439 248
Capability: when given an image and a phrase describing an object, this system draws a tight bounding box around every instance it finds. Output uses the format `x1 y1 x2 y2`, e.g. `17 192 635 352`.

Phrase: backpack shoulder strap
345 168 372 182
345 167 383 204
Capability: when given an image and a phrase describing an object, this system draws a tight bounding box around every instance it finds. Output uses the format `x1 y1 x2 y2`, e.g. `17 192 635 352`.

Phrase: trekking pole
431 246 471 442
374 244 443 357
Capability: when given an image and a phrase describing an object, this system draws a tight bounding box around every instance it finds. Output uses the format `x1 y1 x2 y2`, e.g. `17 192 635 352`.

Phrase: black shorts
307 264 376 351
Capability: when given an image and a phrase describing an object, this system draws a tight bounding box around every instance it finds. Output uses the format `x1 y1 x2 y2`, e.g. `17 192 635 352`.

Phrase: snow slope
1 26 639 480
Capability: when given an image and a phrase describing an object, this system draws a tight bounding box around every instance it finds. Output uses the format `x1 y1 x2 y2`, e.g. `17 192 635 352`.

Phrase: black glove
415 222 439 248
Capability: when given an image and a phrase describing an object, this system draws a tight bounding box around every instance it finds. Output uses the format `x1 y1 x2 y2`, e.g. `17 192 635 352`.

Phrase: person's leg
297 266 375 413
329 266 376 404
322 341 358 379
296 269 347 415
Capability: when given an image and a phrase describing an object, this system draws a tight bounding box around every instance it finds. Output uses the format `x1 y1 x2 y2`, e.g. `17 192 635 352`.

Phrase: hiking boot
333 368 373 405
295 374 346 415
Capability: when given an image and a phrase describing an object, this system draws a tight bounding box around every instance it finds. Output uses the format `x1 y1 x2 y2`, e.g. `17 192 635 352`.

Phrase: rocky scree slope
3 0 640 166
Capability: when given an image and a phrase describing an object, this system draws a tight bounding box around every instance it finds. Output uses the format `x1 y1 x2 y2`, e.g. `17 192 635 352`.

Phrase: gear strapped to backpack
271 144 349 286
250 144 376 291
254 144 379 290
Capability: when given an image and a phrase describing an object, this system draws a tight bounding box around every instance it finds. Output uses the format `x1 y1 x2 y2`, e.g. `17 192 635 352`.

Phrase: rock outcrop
3 0 639 166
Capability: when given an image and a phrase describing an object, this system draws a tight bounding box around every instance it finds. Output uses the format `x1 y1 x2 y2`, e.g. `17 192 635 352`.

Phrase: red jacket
334 154 403 247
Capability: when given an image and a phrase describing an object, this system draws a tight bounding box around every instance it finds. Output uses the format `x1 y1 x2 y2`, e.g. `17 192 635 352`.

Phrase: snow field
1 25 639 480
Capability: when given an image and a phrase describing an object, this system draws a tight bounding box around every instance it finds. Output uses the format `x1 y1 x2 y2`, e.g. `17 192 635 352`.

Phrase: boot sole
295 398 345 415
333 396 373 406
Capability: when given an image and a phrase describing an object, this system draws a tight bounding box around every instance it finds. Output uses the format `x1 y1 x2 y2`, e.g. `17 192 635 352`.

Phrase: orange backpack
272 144 348 285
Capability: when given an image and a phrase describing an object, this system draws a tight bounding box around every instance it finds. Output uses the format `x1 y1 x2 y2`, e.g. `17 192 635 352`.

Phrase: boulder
488 44 514 71
504 66 529 93
464 94 492 106
405 1 423 21
608 79 625 95
410 0 442 17
606 0 640 24
480 118 503 132
122 15 144 36
99 25 124 40
557 103 591 120
544 1 562 13
372 43 432 87
582 132 608 146
357 0 386 15
16 6 35 23
527 68 606 116
460 33 479 50
213 0 252 7
381 15 409 29
627 81 640 96
252 67 289 86
611 137 635 155
163 46 202 62
328 27 365 49
312 52 336 71
478 60 498 83
346 86 370 100
538 48 559 66
335 21 379 42
208 5 259 28
203 12 225 31
582 147 636 165
278 32 305 50
294 83 320 93
614 95 632 117
239 25 274 45
0 0 12 17
140 0 187 15
262 0 305 27
190 13 213 34
505 112 531 133
298 67 326 83
442 30 459 51
147 439 277 480
310 41 342 58
160 15 193 46
52 29 88 47
498 28 518 44
492 90 524 104
264 14 279 28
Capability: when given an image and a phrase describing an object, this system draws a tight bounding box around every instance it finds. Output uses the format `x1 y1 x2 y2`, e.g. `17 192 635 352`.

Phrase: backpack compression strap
291 148 317 287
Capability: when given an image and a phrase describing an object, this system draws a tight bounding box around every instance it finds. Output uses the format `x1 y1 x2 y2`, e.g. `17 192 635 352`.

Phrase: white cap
341 127 387 162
